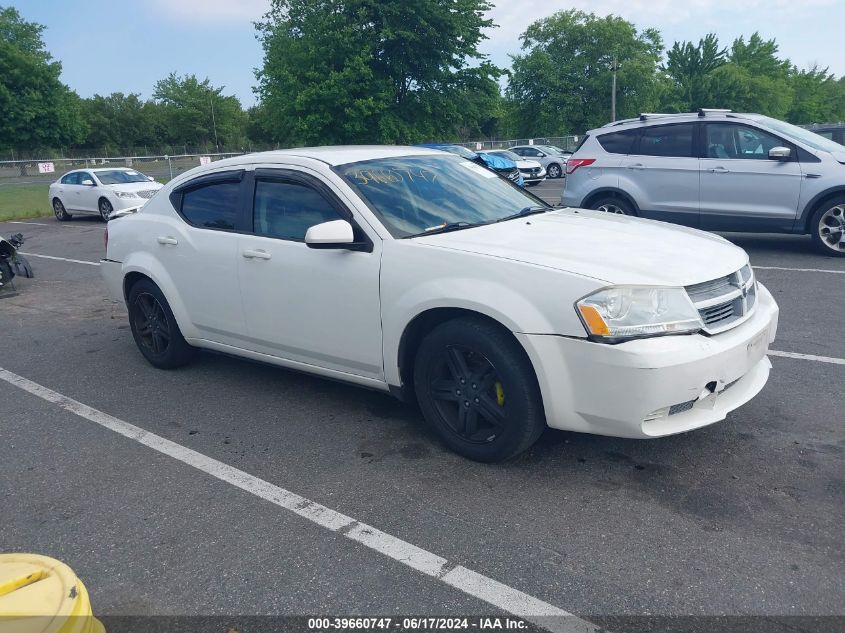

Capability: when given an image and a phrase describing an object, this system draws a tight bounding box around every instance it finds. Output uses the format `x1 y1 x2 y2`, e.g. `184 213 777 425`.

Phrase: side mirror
81 179 95 186
305 219 355 249
769 146 791 161
148 176 156 181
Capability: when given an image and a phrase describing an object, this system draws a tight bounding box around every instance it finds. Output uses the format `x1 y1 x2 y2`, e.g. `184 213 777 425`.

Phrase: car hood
107 182 163 192
516 160 542 169
479 153 516 169
412 208 748 286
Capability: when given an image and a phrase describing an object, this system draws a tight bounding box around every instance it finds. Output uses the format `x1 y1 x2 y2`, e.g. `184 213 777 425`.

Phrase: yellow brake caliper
494 381 505 407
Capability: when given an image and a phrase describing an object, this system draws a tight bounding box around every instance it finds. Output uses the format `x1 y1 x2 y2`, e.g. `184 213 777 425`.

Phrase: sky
10 0 845 107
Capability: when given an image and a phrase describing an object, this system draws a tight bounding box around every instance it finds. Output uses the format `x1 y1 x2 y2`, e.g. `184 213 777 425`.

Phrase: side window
816 131 834 141
79 172 95 185
597 130 638 154
61 173 79 185
524 148 541 157
706 123 786 159
180 181 241 230
253 180 341 241
638 124 695 158
511 148 525 156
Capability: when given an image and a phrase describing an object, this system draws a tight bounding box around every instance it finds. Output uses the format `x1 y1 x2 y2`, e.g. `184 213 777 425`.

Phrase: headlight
114 191 138 199
576 286 703 342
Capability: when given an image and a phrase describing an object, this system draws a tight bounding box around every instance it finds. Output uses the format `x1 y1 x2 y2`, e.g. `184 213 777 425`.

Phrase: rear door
699 122 802 232
618 122 700 226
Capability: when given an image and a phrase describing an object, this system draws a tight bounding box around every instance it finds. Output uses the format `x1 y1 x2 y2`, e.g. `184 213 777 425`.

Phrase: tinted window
253 180 340 241
522 148 542 157
638 124 695 157
597 130 638 154
706 123 785 159
181 181 240 230
79 172 95 185
61 173 79 185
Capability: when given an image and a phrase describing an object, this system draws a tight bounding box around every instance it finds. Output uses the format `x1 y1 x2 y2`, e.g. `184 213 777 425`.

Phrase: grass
0 184 52 222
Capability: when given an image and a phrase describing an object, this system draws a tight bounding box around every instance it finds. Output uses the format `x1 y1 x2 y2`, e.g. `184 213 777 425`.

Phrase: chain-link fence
455 136 581 152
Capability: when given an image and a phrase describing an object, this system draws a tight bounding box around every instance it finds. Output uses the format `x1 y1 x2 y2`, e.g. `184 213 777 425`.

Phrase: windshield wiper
405 221 485 238
496 205 552 223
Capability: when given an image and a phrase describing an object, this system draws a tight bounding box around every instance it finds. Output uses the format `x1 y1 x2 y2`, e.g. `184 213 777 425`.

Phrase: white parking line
6 221 50 226
0 367 597 633
754 265 845 274
769 350 845 366
19 253 99 266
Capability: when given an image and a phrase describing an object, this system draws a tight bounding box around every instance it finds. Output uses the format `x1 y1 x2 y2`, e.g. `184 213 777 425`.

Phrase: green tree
153 73 247 151
255 0 501 145
0 6 86 152
785 65 845 124
507 10 664 136
80 93 157 153
662 33 728 111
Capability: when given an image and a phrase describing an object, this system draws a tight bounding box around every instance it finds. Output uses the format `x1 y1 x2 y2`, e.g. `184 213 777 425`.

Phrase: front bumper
516 282 779 438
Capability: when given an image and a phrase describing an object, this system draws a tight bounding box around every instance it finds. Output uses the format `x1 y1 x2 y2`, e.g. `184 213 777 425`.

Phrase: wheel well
582 189 639 215
803 191 845 234
123 271 152 302
395 308 531 403
98 196 111 207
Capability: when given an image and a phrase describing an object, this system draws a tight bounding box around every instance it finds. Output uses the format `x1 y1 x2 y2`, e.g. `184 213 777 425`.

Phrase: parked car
483 150 546 186
419 144 523 186
562 110 845 256
806 123 845 146
508 145 569 179
102 146 778 462
49 167 162 222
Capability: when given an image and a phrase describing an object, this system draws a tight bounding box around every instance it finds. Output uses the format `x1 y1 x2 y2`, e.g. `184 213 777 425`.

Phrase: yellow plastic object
0 554 105 633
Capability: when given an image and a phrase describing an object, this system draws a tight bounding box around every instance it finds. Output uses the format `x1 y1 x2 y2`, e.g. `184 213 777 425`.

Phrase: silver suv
562 110 845 256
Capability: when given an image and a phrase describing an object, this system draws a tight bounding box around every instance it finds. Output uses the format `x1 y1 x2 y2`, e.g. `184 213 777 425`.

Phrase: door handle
627 163 646 170
804 173 822 179
156 236 178 245
709 167 729 173
242 249 272 260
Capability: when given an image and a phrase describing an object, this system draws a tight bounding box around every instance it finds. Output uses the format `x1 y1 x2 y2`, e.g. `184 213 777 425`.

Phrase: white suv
562 110 845 256
102 146 778 462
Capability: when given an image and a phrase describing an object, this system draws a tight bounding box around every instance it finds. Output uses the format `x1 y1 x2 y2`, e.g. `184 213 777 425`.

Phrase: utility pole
209 90 220 153
611 56 619 122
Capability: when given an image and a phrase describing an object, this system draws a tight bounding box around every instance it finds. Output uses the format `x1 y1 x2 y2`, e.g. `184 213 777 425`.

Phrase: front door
699 122 802 232
77 171 100 212
237 170 384 380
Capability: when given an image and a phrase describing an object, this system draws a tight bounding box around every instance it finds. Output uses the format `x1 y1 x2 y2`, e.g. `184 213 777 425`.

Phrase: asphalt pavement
0 179 843 633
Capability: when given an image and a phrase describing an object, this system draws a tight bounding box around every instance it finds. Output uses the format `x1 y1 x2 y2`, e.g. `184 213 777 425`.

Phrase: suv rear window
638 124 695 158
597 130 637 154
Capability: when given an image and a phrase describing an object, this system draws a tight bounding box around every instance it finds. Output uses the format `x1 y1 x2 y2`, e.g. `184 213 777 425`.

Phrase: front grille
519 167 541 176
685 264 756 334
668 400 696 416
136 189 158 199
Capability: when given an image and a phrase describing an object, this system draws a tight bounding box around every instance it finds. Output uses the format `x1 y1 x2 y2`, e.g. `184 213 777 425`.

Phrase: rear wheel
590 195 634 216
127 278 195 368
53 198 72 221
413 317 546 462
547 163 562 179
810 197 845 257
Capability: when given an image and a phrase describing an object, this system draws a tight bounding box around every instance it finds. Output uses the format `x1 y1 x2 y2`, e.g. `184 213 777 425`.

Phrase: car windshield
748 116 845 153
336 155 548 238
490 150 521 161
439 145 478 159
95 170 151 185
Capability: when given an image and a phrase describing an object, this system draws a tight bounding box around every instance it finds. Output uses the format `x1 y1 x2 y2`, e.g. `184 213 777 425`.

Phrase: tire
413 317 546 462
810 197 845 257
98 197 113 222
127 278 195 369
590 195 634 216
547 163 562 179
52 198 72 221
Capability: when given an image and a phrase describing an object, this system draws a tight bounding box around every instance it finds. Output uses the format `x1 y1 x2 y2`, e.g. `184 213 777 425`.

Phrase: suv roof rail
638 113 677 121
697 108 732 117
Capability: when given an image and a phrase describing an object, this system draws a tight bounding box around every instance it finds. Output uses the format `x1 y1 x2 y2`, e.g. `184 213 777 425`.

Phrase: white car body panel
102 146 779 440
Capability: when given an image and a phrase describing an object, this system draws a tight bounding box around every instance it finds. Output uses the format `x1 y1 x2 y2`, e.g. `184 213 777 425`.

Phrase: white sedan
101 146 779 462
49 167 163 222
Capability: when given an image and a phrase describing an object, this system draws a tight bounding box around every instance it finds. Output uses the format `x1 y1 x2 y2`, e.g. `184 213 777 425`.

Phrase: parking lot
1 177 843 632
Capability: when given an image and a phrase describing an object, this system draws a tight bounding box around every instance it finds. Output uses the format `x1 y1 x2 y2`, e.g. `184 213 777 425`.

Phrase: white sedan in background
483 149 546 186
49 167 163 222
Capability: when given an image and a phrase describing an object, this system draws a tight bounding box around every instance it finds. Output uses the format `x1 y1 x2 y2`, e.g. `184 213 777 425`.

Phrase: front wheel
547 163 562 179
590 195 634 216
413 317 546 462
810 197 845 256
53 198 72 221
99 198 113 222
127 278 195 368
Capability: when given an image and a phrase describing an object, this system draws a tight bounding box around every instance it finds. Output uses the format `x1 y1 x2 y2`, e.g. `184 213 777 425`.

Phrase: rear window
638 124 695 158
180 181 240 230
597 130 638 154
572 135 589 153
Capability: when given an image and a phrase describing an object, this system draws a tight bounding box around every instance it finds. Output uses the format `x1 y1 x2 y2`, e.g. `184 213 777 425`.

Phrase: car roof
590 111 763 134
244 145 443 167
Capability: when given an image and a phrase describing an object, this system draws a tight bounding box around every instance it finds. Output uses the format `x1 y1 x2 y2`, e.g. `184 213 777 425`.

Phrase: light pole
208 90 220 153
610 57 620 122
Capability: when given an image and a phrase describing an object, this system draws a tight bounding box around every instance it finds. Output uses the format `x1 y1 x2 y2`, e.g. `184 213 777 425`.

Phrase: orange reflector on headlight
578 305 610 336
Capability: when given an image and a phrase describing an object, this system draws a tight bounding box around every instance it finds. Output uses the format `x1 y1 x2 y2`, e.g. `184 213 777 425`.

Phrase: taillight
566 158 595 175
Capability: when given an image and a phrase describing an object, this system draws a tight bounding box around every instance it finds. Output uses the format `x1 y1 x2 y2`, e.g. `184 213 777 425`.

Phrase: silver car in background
508 145 569 179
561 110 845 256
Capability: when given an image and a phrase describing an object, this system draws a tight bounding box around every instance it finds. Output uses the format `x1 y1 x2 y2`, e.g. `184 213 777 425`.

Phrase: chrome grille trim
136 189 158 199
686 264 756 335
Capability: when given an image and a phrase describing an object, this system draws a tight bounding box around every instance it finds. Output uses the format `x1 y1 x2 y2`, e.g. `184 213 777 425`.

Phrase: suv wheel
413 317 546 462
590 195 634 216
811 197 845 257
547 163 562 179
